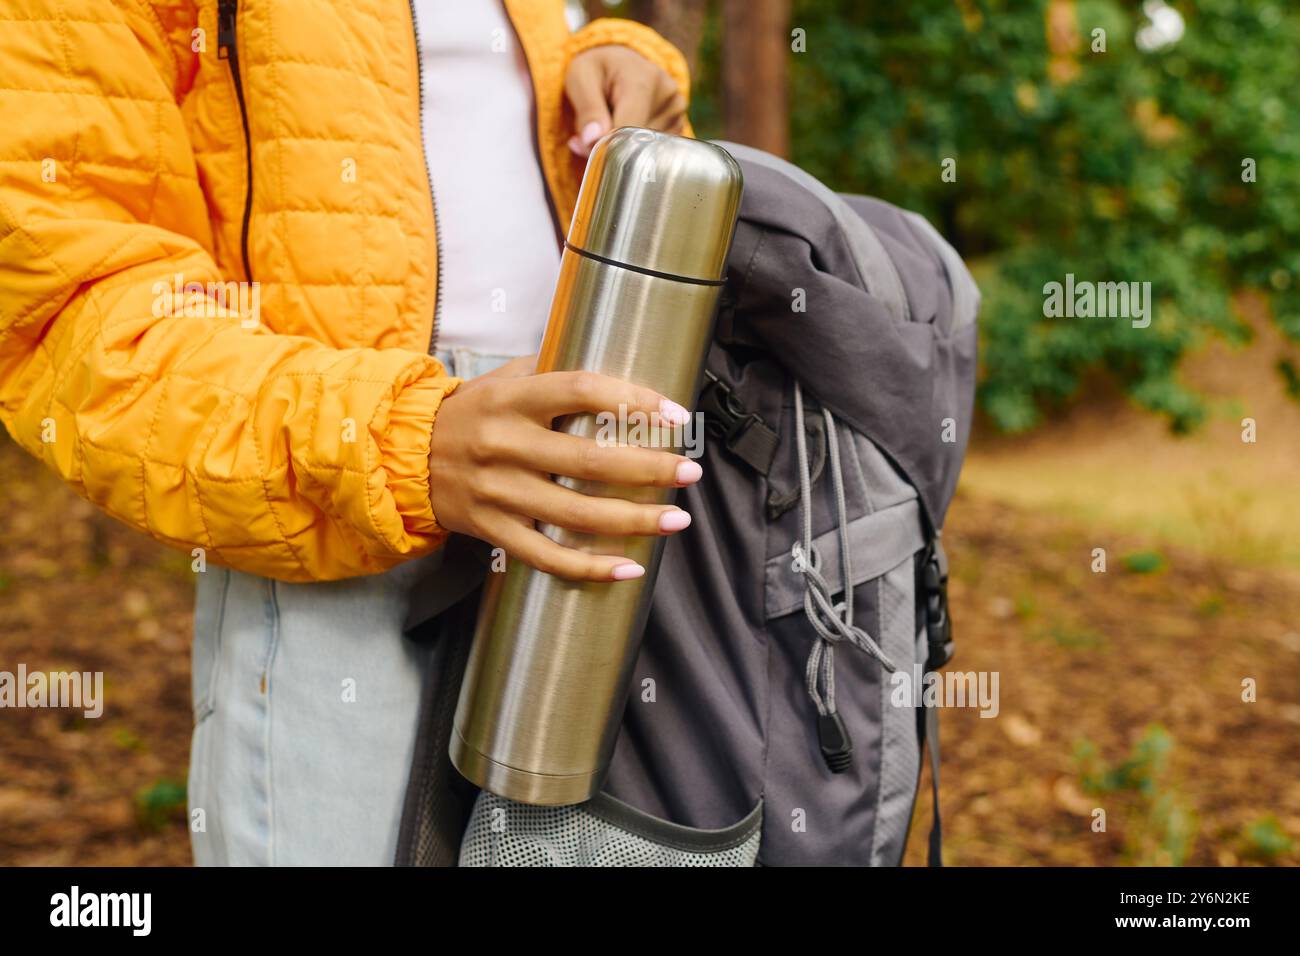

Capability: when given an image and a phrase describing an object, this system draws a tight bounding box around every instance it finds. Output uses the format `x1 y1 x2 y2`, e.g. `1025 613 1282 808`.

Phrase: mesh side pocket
460 791 762 867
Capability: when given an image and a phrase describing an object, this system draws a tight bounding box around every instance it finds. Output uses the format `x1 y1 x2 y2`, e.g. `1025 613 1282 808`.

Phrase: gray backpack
397 143 980 867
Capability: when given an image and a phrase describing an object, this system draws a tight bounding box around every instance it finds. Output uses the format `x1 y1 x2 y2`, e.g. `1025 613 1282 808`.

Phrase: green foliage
1241 815 1295 861
1195 591 1224 616
1278 358 1300 400
134 778 187 832
1121 548 1166 573
692 1 1300 431
112 727 147 753
1014 591 1037 618
1075 724 1198 864
1038 622 1106 648
1076 724 1174 794
1145 790 1200 866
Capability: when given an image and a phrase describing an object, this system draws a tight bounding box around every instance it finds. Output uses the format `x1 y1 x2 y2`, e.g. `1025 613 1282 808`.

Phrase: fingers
610 66 656 131
565 48 685 158
564 53 612 156
488 515 648 583
451 354 538 399
643 71 686 133
527 430 699 488
504 475 691 538
645 95 687 134
517 370 690 426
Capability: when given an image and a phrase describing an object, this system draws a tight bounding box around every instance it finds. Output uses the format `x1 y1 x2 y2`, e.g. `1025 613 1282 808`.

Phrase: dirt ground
1 427 1298 866
901 493 1300 866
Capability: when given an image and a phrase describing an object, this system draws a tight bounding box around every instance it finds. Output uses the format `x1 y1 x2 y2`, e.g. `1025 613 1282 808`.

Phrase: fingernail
612 562 645 581
581 121 606 148
658 508 692 533
568 135 584 156
675 460 703 485
660 399 690 426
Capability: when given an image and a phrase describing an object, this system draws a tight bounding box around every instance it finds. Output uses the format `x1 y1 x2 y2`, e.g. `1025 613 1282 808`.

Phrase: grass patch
1075 725 1198 866
1121 550 1166 574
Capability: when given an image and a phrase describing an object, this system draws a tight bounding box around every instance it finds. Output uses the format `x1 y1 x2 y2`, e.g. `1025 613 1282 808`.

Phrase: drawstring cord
792 382 897 771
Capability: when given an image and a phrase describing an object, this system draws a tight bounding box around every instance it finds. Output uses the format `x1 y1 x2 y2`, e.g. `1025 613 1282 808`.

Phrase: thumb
565 54 613 157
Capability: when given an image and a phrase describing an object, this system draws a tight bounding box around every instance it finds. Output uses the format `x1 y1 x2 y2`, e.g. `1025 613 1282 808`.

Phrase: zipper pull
818 711 852 774
217 0 237 60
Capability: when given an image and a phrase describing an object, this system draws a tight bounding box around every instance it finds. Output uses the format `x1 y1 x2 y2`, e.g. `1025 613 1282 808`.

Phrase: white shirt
413 0 561 356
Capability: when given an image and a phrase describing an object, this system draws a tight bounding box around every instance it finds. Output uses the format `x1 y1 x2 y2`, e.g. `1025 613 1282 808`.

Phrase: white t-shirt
412 0 561 356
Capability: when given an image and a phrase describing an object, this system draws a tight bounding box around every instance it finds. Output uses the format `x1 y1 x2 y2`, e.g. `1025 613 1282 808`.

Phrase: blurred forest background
2 0 1298 865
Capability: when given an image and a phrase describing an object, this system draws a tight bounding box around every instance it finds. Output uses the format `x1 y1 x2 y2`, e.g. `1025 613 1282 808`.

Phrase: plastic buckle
923 545 955 671
699 372 759 453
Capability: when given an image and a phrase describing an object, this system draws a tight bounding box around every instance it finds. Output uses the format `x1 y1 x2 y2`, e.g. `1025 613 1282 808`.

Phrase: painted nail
660 399 690 426
611 562 646 581
675 460 703 485
581 121 606 149
658 508 692 533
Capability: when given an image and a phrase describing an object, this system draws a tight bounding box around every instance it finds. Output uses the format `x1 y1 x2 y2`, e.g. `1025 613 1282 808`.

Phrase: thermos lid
567 128 744 283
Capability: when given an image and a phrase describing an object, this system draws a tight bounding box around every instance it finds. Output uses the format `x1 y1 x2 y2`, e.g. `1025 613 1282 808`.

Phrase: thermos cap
567 128 744 283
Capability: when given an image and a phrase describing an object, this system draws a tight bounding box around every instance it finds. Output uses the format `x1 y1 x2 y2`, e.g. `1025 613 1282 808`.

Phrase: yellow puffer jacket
0 0 690 581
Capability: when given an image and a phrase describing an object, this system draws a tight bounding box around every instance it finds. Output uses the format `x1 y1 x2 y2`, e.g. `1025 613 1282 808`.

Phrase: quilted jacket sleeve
0 2 459 582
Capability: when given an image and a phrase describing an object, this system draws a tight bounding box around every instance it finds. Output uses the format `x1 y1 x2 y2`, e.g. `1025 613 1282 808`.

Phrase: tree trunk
720 0 790 156
628 0 709 79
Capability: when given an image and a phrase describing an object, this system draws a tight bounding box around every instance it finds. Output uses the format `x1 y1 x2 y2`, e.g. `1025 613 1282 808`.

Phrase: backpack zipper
406 0 444 354
217 0 254 282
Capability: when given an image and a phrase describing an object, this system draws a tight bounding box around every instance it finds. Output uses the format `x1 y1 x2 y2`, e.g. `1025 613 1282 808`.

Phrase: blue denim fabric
188 349 515 865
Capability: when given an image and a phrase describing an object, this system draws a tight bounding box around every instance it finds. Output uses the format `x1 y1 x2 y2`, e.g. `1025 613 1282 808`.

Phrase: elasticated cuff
380 372 462 539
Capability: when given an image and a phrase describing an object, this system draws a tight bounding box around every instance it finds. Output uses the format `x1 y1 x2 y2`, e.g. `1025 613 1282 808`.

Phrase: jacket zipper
217 0 254 282
212 3 559 349
407 0 444 355
502 1 564 246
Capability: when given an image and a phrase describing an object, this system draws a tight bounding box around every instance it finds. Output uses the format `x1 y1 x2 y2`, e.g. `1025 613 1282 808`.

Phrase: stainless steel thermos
449 128 744 805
